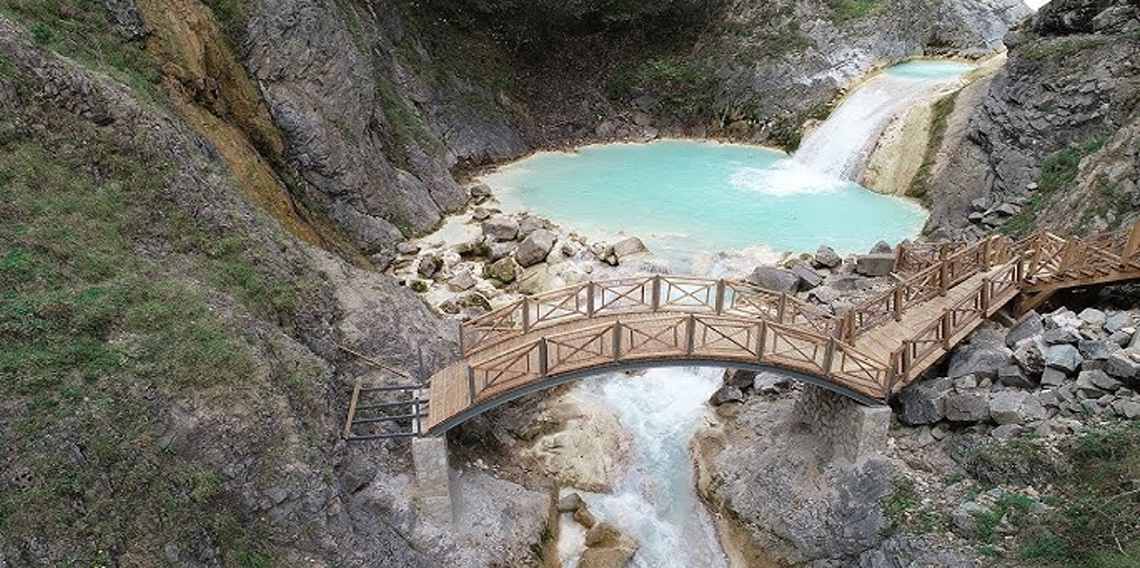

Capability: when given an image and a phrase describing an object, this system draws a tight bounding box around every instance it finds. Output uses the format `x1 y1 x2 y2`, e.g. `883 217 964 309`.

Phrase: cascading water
561 369 728 568
794 60 974 180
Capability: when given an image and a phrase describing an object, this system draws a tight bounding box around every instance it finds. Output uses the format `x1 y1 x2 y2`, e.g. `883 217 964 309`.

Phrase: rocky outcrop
927 0 1140 235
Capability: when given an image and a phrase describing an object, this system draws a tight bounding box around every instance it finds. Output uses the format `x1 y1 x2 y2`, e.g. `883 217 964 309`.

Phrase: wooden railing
460 276 846 356
462 313 893 404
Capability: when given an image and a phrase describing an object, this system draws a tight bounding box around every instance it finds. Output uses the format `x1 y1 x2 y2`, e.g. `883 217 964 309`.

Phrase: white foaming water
565 368 728 568
795 60 974 180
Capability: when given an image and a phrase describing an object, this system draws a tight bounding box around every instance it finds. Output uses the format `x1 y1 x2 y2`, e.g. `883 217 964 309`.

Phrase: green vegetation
1003 137 1106 237
0 63 322 563
827 0 880 23
0 0 161 95
202 0 248 42
909 91 959 205
607 57 718 115
880 476 951 537
1018 36 1107 60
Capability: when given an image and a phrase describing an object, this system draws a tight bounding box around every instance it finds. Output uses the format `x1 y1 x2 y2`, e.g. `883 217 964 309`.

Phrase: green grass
1003 137 1106 237
0 0 162 96
0 80 304 565
827 0 880 23
909 91 959 205
880 476 951 537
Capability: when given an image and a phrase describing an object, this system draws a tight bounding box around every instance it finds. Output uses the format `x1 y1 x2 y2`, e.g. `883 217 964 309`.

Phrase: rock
448 268 477 291
1083 369 1122 392
456 238 492 259
471 207 493 221
1043 327 1082 344
710 385 744 406
989 392 1047 425
1041 367 1067 387
753 371 794 395
396 241 420 255
585 522 636 550
469 183 492 202
1013 341 1046 376
992 423 1023 441
340 455 375 494
814 245 842 269
791 263 825 290
998 364 1034 388
1109 330 1133 346
895 385 946 426
1078 340 1115 361
631 110 653 127
991 202 1021 216
515 229 556 268
1078 308 1108 328
573 506 597 529
952 501 992 539
1044 308 1082 331
557 493 585 513
855 254 895 277
611 236 648 260
870 240 893 254
948 344 1012 380
954 374 979 390
517 216 548 237
1106 350 1140 381
945 393 991 423
747 266 800 293
1006 311 1043 347
724 369 756 389
1044 344 1083 373
482 215 519 241
1106 312 1134 333
369 249 396 271
578 548 635 568
1115 399 1140 419
417 255 440 278
488 241 515 261
484 256 521 284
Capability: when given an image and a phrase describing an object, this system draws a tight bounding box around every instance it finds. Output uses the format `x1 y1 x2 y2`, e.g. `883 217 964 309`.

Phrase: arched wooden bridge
345 221 1140 439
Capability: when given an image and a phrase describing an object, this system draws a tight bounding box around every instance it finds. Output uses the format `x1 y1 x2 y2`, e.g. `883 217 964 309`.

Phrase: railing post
777 293 788 324
612 322 622 362
651 275 662 311
1126 220 1140 258
757 321 767 363
893 284 904 322
902 341 913 380
457 321 466 356
466 366 476 405
981 238 991 270
939 259 949 296
538 338 548 379
686 314 697 356
823 337 837 378
981 278 991 313
715 279 726 315
941 312 952 350
586 281 595 317
887 351 899 398
521 298 531 332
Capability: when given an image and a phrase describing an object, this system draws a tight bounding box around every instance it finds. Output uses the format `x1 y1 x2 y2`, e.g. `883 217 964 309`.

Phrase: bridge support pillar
412 437 453 526
795 384 890 463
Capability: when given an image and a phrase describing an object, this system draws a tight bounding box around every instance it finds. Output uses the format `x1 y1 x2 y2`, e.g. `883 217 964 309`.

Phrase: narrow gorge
1 0 1138 567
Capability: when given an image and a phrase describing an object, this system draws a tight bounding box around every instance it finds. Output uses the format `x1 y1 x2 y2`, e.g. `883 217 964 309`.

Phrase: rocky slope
926 0 1140 237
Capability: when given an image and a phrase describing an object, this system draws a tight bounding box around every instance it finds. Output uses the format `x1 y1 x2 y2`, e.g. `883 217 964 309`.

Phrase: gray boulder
998 364 1034 388
1076 370 1115 398
1078 308 1107 328
753 372 795 395
1006 311 1043 347
482 215 520 241
1105 312 1134 333
855 254 895 277
469 183 493 202
611 236 648 260
1040 367 1067 388
417 255 440 278
710 385 744 406
895 385 946 426
747 266 800 294
448 268 477 291
989 392 1047 425
1042 327 1082 345
516 229 556 268
814 245 842 269
1106 350 1140 382
1044 344 1082 373
517 215 548 237
1013 341 1045 375
791 263 825 290
484 256 521 284
1078 340 1115 361
723 369 757 389
948 344 1012 380
870 240 893 254
945 393 991 423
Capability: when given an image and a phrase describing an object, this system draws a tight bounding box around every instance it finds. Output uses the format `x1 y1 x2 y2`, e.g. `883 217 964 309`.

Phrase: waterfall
794 61 973 181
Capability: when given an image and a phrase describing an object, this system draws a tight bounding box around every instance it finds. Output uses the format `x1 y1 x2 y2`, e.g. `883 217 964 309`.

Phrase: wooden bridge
345 221 1140 439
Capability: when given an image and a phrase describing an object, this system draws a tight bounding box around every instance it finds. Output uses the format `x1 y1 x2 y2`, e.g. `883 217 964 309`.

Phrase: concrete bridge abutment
795 384 891 463
411 437 453 526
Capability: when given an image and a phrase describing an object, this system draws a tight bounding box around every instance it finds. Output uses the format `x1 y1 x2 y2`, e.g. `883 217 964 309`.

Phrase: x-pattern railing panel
659 277 719 311
692 316 759 358
621 318 688 360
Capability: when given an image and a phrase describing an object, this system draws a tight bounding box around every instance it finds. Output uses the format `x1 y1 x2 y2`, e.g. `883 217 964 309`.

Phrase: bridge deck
405 221 1140 437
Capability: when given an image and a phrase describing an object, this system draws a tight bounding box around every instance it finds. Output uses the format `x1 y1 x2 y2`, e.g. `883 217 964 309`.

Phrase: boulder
484 256 521 284
855 254 895 277
989 392 1047 425
1114 399 1140 420
1105 312 1134 333
396 241 420 255
952 501 992 539
456 238 493 259
1076 370 1115 398
945 393 990 423
557 493 585 513
1078 308 1107 329
469 183 493 202
723 369 757 389
1005 311 1043 347
482 215 519 241
1040 367 1067 388
1012 341 1046 376
710 385 744 406
517 216 548 237
447 268 477 292
948 344 1012 380
1043 308 1082 331
1044 344 1082 373
791 263 825 290
611 236 649 260
814 245 842 269
870 240 893 254
753 372 794 395
1078 340 1115 361
998 364 1034 388
747 266 800 294
1106 350 1140 382
895 385 946 426
1042 327 1082 345
471 207 493 221
417 255 440 278
516 229 556 268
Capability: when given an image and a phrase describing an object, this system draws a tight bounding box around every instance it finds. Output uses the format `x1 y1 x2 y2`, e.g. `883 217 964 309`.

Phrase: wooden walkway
357 221 1140 438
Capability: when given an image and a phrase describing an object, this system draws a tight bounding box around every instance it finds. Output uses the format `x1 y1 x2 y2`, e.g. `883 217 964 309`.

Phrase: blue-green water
482 140 927 268
885 60 975 80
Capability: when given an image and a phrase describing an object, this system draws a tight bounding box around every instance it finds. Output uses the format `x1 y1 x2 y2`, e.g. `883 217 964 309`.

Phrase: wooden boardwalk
357 221 1140 438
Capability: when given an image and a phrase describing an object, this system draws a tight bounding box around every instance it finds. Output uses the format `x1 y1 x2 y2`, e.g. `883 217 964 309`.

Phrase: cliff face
926 0 1140 236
